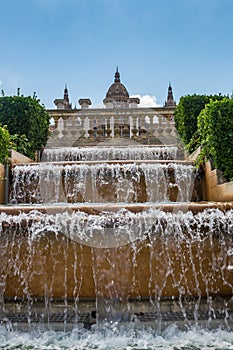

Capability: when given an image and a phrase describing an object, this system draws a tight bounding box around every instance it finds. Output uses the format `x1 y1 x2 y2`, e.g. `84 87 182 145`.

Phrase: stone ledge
205 161 233 201
10 149 34 165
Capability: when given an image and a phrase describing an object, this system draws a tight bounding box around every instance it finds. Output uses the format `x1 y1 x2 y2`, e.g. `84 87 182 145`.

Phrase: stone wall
0 151 34 205
11 149 34 165
205 161 233 201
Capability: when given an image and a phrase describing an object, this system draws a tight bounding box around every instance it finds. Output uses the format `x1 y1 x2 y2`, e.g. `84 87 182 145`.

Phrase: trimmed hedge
174 94 209 149
174 94 226 153
198 98 233 180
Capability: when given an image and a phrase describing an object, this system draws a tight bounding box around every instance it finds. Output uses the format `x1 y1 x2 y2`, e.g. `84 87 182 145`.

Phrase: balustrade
47 109 177 146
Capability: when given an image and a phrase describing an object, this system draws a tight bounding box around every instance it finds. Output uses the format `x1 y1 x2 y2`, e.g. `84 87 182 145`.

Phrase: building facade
47 68 177 147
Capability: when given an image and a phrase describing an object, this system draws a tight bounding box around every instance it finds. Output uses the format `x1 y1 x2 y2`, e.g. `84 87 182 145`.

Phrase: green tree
9 134 32 157
198 98 233 180
174 94 226 153
0 125 11 164
0 93 50 159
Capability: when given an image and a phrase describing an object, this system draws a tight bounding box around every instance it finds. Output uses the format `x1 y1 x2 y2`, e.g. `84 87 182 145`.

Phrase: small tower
164 82 176 107
114 66 120 82
54 85 72 109
63 85 69 102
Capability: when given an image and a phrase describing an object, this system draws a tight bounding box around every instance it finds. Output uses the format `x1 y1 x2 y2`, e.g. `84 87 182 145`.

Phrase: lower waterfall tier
1 207 233 301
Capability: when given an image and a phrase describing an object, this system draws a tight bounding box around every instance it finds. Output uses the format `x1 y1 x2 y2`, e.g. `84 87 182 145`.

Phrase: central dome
103 68 130 108
106 68 129 101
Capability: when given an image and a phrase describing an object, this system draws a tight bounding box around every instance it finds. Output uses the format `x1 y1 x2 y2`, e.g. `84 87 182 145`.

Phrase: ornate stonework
164 83 176 107
47 69 177 147
103 67 130 108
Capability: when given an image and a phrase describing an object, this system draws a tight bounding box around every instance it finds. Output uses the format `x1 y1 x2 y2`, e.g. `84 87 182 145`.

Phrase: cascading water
1 145 233 349
10 162 198 204
42 146 179 162
1 208 233 316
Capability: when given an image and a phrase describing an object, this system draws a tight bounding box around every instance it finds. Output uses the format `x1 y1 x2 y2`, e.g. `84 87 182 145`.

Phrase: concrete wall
205 161 233 201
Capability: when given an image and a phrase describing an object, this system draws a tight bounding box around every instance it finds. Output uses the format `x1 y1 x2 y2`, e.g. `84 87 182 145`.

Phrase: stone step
13 159 193 167
1 202 232 216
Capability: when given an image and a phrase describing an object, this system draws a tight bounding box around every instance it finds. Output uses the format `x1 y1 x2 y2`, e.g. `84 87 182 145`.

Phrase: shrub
198 98 233 180
174 95 209 149
9 134 32 157
174 94 227 153
0 125 11 165
0 93 50 159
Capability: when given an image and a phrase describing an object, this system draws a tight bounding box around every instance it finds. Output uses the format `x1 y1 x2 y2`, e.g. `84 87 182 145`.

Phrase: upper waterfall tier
10 161 202 204
41 146 181 162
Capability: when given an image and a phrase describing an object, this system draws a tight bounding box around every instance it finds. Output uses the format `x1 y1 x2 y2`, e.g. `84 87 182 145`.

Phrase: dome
105 68 129 101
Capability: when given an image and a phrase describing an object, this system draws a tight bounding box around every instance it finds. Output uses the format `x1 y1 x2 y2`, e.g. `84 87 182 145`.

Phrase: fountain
0 74 233 349
1 142 233 333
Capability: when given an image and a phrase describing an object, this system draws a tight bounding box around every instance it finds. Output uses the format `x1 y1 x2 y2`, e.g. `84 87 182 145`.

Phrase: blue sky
1 0 233 108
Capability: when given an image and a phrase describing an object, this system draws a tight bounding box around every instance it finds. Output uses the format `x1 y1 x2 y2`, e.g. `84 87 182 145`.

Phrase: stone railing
46 107 178 147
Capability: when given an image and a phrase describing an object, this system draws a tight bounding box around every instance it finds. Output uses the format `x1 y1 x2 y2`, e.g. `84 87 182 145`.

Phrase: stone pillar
79 116 87 140
105 116 112 138
148 115 155 138
165 115 172 135
88 116 95 139
53 116 60 129
157 115 164 138
129 97 140 108
78 99 92 109
61 117 70 139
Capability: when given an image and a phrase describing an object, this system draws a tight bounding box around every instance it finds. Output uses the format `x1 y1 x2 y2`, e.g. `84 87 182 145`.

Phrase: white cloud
130 94 161 107
0 81 2 86
92 94 161 109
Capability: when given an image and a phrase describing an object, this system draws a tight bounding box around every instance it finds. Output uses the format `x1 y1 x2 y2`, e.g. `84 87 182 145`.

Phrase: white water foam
10 163 195 204
0 326 233 349
42 146 179 162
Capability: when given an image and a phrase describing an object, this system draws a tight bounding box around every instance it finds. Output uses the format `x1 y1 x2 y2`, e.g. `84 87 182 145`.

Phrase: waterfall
0 208 233 327
1 143 233 334
42 146 179 162
10 163 197 204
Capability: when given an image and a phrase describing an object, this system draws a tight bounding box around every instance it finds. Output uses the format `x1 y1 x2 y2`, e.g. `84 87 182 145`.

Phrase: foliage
197 98 233 180
174 94 226 153
0 93 50 159
9 134 32 157
174 94 209 148
0 125 12 164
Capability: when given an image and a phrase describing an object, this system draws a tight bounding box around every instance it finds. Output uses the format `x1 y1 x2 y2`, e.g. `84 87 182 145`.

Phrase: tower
164 82 176 107
54 85 72 109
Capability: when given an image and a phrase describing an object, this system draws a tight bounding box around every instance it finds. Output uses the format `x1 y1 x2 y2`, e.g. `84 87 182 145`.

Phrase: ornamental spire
63 84 69 102
114 66 120 82
164 82 176 107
